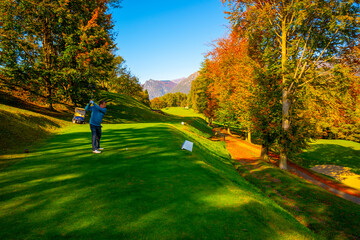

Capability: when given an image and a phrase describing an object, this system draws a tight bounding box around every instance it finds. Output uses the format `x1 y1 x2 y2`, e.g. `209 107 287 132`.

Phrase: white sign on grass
181 140 193 152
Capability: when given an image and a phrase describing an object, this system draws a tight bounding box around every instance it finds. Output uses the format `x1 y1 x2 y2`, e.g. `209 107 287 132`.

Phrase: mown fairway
0 122 314 239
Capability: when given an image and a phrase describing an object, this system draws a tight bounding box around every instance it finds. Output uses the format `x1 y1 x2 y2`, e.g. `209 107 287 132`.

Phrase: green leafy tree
107 56 149 105
0 0 120 108
223 0 360 169
309 63 360 142
158 92 187 108
190 62 213 114
58 0 119 106
0 0 63 109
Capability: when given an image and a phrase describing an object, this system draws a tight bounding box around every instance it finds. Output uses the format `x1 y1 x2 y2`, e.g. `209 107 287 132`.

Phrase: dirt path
222 133 360 205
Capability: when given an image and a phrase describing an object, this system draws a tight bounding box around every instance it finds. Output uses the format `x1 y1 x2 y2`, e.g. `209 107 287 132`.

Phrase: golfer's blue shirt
85 103 107 126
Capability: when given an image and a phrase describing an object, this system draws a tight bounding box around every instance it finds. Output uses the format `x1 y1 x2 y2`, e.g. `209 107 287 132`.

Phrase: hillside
4 94 360 239
170 72 199 94
0 91 72 156
142 80 177 99
0 91 168 157
0 93 316 240
100 92 171 123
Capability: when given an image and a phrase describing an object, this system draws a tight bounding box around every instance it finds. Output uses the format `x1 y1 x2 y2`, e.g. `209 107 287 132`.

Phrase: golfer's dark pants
90 124 102 151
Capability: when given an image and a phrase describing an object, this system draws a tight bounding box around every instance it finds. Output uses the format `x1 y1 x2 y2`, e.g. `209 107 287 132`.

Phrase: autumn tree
223 0 360 169
190 61 219 125
205 30 255 138
58 0 120 106
0 0 121 108
150 97 166 110
308 63 360 142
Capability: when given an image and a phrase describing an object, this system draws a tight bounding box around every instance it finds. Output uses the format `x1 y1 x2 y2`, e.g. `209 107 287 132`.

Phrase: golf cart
72 108 86 124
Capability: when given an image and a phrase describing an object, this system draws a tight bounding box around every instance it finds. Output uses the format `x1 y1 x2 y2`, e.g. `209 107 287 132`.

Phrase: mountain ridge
143 72 199 100
170 72 199 94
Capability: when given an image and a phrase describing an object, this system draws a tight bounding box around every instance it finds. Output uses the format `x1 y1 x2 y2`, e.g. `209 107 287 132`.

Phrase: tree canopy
0 0 147 108
191 0 360 169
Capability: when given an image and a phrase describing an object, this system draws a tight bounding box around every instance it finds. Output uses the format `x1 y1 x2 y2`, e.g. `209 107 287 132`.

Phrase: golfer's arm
93 103 107 114
85 104 92 111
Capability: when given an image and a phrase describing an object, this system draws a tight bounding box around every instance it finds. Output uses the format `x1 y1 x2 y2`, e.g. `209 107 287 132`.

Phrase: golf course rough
0 121 316 239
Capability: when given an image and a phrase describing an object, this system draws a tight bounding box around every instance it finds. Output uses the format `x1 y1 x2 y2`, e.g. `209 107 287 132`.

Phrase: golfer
85 100 107 153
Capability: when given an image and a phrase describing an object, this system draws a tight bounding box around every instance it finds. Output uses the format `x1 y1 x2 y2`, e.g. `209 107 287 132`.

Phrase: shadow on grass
298 144 360 174
0 90 73 120
0 110 64 156
0 124 313 240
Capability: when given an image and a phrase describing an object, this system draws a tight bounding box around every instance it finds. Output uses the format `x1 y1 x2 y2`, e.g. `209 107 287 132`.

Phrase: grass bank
0 101 315 239
167 108 360 239
232 158 360 240
0 104 71 157
0 122 315 239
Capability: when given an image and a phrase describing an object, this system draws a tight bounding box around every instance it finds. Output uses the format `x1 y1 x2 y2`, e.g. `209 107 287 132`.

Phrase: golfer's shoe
93 150 101 154
98 148 104 150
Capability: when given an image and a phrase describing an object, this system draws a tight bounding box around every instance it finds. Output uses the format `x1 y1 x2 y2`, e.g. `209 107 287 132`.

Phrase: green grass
0 123 315 239
161 107 213 138
101 92 172 124
232 159 360 240
0 91 167 157
0 104 71 157
297 139 360 175
162 107 206 119
0 95 316 239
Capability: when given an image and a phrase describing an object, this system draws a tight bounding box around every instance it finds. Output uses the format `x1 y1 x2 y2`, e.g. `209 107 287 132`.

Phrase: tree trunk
208 117 213 126
246 128 251 143
279 152 288 169
227 127 232 136
42 16 56 112
280 17 289 170
48 85 54 111
261 144 269 162
280 89 291 170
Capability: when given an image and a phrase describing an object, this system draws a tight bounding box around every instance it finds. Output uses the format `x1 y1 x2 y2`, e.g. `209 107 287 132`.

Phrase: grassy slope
169 108 360 240
0 98 315 239
0 123 315 240
0 92 167 156
0 104 71 156
297 139 360 175
233 159 360 240
101 92 172 124
162 107 206 119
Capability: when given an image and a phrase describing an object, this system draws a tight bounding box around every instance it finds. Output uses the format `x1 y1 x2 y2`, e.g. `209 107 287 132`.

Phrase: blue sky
111 0 230 83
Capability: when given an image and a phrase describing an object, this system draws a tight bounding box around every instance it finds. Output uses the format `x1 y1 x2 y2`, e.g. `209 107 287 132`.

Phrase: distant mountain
171 77 186 84
143 72 199 100
170 72 199 94
143 80 177 100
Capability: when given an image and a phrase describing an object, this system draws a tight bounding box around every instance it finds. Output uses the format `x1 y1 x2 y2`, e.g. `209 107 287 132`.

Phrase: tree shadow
0 90 73 120
0 124 313 239
0 110 64 156
299 144 360 174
